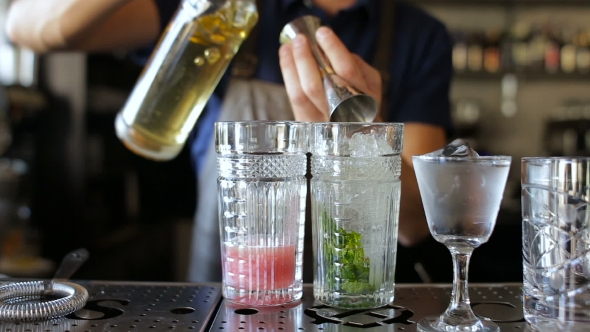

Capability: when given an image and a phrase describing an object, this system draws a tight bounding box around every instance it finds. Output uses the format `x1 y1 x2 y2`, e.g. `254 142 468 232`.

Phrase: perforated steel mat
0 280 222 332
210 283 529 332
0 281 530 331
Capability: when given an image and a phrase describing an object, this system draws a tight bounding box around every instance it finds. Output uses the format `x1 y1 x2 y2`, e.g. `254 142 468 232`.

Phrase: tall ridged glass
216 121 309 306
522 157 590 331
310 122 403 309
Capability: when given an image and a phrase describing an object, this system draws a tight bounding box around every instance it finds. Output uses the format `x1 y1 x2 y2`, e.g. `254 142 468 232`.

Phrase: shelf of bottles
452 23 590 80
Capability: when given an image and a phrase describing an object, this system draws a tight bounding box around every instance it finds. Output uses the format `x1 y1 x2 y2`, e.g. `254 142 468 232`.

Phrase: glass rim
412 155 512 162
215 120 309 126
522 156 590 163
215 120 309 155
311 122 404 127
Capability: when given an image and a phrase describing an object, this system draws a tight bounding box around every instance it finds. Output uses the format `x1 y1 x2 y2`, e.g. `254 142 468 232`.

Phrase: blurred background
0 0 588 284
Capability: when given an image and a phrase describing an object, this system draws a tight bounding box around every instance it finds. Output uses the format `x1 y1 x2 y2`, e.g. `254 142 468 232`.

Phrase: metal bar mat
0 281 529 331
210 283 529 331
0 280 222 332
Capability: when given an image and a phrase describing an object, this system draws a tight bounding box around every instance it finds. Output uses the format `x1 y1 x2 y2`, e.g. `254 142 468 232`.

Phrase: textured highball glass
522 157 590 332
216 121 309 306
310 122 404 309
413 154 511 332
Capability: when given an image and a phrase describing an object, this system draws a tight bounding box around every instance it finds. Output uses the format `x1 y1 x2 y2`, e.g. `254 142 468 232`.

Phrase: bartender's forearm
396 122 447 247
397 157 430 247
5 0 161 53
398 161 430 247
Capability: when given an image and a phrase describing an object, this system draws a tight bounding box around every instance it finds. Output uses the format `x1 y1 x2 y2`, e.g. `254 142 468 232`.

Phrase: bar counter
0 280 529 331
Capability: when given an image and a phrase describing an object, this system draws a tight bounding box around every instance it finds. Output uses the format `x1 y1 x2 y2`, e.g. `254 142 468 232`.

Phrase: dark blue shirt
147 0 454 175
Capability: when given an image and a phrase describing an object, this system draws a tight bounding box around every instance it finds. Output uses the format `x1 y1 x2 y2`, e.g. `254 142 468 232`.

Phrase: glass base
525 313 590 332
313 287 395 309
223 284 302 306
115 112 183 161
417 315 500 332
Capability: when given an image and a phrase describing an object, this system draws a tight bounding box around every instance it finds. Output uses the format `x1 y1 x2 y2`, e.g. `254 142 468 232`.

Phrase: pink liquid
223 243 296 291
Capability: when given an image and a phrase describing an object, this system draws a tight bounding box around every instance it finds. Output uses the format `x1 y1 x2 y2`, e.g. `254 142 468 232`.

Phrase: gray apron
187 79 293 282
187 0 396 282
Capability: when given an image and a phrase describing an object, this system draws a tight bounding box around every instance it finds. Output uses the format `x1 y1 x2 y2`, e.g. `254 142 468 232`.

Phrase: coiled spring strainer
0 248 89 321
0 280 88 321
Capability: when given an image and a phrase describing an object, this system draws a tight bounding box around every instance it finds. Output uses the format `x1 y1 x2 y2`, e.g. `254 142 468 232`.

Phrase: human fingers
279 41 327 122
316 27 383 121
289 34 330 119
316 27 381 102
315 27 367 91
351 54 383 103
351 54 383 122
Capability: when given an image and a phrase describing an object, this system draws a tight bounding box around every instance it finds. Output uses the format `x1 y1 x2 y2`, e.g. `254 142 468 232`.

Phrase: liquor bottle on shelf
575 30 590 73
511 22 531 72
467 32 484 72
527 25 548 72
544 24 561 74
484 29 501 73
561 28 577 73
452 31 468 72
500 29 514 72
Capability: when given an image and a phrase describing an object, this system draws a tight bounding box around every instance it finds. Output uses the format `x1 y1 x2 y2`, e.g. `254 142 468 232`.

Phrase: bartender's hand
279 27 383 122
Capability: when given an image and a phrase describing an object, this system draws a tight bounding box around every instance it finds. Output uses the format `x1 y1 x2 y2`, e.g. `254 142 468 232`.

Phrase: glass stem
442 247 479 324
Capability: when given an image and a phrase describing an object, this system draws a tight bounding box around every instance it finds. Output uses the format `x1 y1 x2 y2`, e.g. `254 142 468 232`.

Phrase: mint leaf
319 209 375 293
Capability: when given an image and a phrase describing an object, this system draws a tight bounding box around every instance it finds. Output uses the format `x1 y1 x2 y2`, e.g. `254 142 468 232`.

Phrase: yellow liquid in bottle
116 1 258 161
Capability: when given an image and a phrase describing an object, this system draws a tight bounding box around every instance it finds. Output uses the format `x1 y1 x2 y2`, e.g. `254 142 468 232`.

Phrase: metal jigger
280 15 378 122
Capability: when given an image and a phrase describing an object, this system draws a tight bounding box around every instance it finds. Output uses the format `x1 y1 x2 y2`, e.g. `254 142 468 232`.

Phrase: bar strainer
0 248 89 321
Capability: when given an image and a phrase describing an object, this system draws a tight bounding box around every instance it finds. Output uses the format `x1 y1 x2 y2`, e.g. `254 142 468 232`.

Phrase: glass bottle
544 24 561 74
561 28 577 73
483 29 501 73
575 30 590 73
115 0 258 161
511 22 531 72
452 30 468 72
527 24 547 72
467 32 483 72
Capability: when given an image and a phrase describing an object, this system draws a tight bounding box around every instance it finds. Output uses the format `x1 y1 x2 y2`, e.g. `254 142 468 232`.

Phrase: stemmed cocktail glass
413 145 511 332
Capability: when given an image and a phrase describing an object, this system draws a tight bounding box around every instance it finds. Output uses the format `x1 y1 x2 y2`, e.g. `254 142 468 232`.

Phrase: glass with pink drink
216 121 309 306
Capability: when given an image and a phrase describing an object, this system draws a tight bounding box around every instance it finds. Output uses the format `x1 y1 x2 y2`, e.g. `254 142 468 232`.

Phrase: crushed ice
348 132 394 157
314 131 394 157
